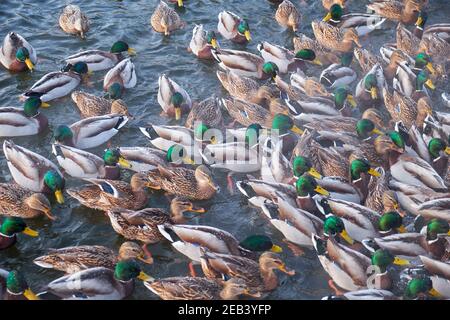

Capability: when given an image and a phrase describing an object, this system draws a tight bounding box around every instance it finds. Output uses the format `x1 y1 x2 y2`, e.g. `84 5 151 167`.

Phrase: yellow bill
189 205 206 213
314 185 330 196
25 58 34 71
22 227 39 237
278 264 296 276
24 288 40 300
425 79 436 90
308 167 322 179
368 168 381 177
183 156 195 165
211 38 218 49
415 16 424 27
340 229 354 245
175 107 182 121
270 244 283 253
445 147 450 155
347 94 357 107
397 225 407 233
177 0 183 7
55 190 64 204
138 271 153 282
426 62 435 74
118 156 132 168
244 30 251 41
128 47 137 55
393 256 410 266
370 87 378 99
313 58 323 66
323 12 332 22
372 128 383 135
429 287 442 298
40 101 50 108
291 125 304 134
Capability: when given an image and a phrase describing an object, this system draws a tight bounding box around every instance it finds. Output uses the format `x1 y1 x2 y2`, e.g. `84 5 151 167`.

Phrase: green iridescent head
295 49 316 61
206 31 217 45
405 277 435 299
328 4 343 21
415 53 431 69
333 87 352 108
70 61 89 74
387 131 406 149
427 138 448 159
364 74 377 90
166 144 190 164
23 97 44 117
323 215 345 237
114 260 142 282
108 83 122 100
110 41 130 54
350 158 380 181
239 235 282 253
262 62 278 79
237 20 250 35
245 124 262 147
416 70 434 91
54 125 73 143
15 47 30 62
296 175 329 197
171 92 184 108
426 218 449 240
194 123 209 141
6 271 29 295
356 119 380 139
378 211 403 232
0 217 28 236
103 148 121 166
43 170 64 192
371 249 395 272
293 156 312 177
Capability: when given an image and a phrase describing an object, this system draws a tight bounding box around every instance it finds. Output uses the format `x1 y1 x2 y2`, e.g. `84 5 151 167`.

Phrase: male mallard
33 242 150 274
419 255 450 299
46 260 151 300
103 58 136 93
185 97 223 129
67 173 149 212
393 63 435 100
277 71 330 98
54 114 128 149
52 144 131 180
150 1 185 36
311 21 361 53
319 52 356 89
0 217 38 250
322 0 346 11
413 11 450 42
404 276 442 299
158 74 192 121
59 4 90 38
65 41 136 72
147 165 218 200
0 32 36 72
275 0 301 32
217 11 251 43
189 25 218 59
22 62 89 102
355 63 386 107
71 89 131 118
0 270 39 300
117 147 168 172
293 33 340 65
366 0 424 25
3 140 65 204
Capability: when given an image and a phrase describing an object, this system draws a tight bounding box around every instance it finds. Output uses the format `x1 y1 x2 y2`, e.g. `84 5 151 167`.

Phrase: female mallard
107 197 205 244
34 242 150 274
212 49 278 80
364 168 403 214
413 11 450 42
382 87 422 129
0 97 49 137
293 33 340 65
59 4 90 38
311 21 361 53
0 270 39 300
103 58 136 93
150 1 185 36
217 11 251 43
147 165 218 200
366 0 424 25
355 63 386 107
71 89 131 118
0 32 36 72
189 25 218 59
158 74 192 121
46 260 151 300
117 147 168 172
0 183 53 220
419 255 450 299
67 173 149 211
52 144 131 180
65 41 136 72
275 0 301 32
3 140 65 204
221 97 272 127
54 114 128 149
21 62 89 102
185 97 223 129
319 52 356 89
277 71 330 98
322 0 346 10
0 217 38 250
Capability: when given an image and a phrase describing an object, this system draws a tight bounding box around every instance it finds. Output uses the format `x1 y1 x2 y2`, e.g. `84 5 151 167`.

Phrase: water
0 0 448 300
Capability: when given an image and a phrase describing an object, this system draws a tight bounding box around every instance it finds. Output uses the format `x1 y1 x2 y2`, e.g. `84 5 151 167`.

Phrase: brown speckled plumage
71 91 130 118
150 1 185 35
275 0 301 32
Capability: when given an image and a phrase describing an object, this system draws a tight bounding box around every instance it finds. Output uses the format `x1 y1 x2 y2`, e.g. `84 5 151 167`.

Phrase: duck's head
221 278 260 299
25 193 54 220
405 277 441 299
323 4 343 23
374 131 405 155
195 165 219 191
194 123 216 143
416 70 435 91
415 52 434 74
292 156 322 179
379 211 407 234
272 113 303 135
171 92 184 120
237 19 251 41
103 148 132 168
70 61 89 75
166 144 193 164
259 252 295 275
323 215 354 245
170 197 205 222
118 242 152 264
239 235 282 253
23 97 50 117
382 191 404 216
371 249 409 273
6 271 39 300
427 138 450 159
110 40 136 55
426 218 450 240
296 174 329 197
356 119 383 139
54 125 73 146
294 49 322 66
262 62 278 81
334 87 357 109
0 217 38 237
43 170 65 204
207 31 218 49
15 47 34 71
350 158 381 182
364 74 378 99
114 259 152 282
415 10 428 29
107 82 123 100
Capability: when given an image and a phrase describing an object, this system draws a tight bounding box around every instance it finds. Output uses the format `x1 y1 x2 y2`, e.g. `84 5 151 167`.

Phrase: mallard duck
311 21 361 53
54 114 128 149
293 33 341 65
189 25 218 59
217 11 251 43
0 270 39 300
364 168 402 214
71 89 131 118
379 47 412 81
158 74 192 121
419 255 450 299
0 32 36 72
354 47 384 74
107 197 205 244
0 183 53 220
275 0 301 32
395 23 421 58
185 97 223 129
419 33 450 66
150 1 185 36
0 97 49 137
322 0 346 11
147 165 218 200
65 41 136 72
393 63 435 100
59 4 90 38
103 58 136 92
52 144 131 179
221 97 272 127
0 217 38 250
404 276 443 299
355 63 386 107
382 87 420 129
3 140 65 204
46 260 151 300
277 71 330 98
117 147 168 172
366 0 423 25
34 242 150 274
319 53 356 89
413 11 450 42
67 173 149 211
21 62 89 102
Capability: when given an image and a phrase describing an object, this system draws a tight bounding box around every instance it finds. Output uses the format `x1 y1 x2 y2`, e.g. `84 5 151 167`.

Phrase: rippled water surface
0 0 449 300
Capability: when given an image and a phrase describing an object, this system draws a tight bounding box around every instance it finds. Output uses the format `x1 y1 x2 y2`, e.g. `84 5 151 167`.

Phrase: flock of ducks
0 0 449 300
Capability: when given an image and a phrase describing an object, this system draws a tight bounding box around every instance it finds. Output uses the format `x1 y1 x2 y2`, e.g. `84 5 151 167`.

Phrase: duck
3 140 65 204
103 58 136 93
158 74 192 121
21 62 89 102
188 25 218 59
355 63 386 108
53 114 129 150
185 97 224 129
65 41 136 72
150 1 185 36
382 87 424 129
67 173 149 212
393 63 435 100
396 23 422 58
366 0 424 25
59 4 90 38
275 0 301 32
71 89 131 118
0 32 36 72
419 255 450 299
0 270 39 300
413 10 450 42
354 47 384 74
116 146 169 172
33 242 151 274
52 144 131 180
311 21 361 53
293 33 341 65
217 11 251 43
404 276 443 299
364 168 402 214
147 165 219 201
221 97 272 127
139 124 198 154
106 197 205 244
277 71 330 98
45 260 151 300
0 217 38 250
322 0 346 11
319 53 357 89
0 97 49 137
